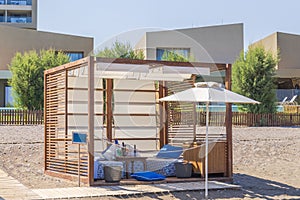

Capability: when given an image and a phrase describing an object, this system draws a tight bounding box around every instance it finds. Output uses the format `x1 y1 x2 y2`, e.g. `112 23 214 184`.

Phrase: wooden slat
113 89 157 93
113 137 159 141
113 113 158 117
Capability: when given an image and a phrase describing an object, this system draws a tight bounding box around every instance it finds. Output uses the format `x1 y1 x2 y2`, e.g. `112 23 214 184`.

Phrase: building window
7 10 32 23
0 14 4 22
5 86 14 107
156 48 190 61
66 52 84 62
8 16 31 23
7 0 31 5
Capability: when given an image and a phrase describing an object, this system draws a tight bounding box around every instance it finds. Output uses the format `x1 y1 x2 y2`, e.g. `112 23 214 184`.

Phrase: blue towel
131 171 166 181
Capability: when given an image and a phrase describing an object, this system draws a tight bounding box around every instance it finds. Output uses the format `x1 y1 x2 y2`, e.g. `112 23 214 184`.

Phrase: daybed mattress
94 157 180 179
94 160 124 179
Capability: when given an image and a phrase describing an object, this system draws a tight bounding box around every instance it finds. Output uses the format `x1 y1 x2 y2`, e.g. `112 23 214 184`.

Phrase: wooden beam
113 89 157 93
113 113 158 117
45 57 89 75
88 56 95 186
225 64 233 179
46 56 227 76
113 137 159 141
94 57 227 71
45 170 89 184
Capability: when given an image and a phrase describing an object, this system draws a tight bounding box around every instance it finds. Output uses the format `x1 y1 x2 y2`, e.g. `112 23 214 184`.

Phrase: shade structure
93 62 210 81
159 82 259 199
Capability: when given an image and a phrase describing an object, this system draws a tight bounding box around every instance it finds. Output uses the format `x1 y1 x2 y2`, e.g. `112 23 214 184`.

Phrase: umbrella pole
193 102 197 142
205 102 209 199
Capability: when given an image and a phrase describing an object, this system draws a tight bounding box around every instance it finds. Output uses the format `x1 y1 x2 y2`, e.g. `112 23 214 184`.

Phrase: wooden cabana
44 56 232 186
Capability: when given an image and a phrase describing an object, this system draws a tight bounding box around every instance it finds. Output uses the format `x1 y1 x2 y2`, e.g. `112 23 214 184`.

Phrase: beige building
252 32 300 86
0 26 93 107
0 0 94 107
0 0 37 29
135 23 243 64
0 0 93 107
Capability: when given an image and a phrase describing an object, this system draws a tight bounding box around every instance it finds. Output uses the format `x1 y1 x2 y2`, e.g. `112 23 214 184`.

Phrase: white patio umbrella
159 82 259 199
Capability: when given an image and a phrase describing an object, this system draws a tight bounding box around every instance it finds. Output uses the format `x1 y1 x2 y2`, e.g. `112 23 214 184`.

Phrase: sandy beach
0 125 299 199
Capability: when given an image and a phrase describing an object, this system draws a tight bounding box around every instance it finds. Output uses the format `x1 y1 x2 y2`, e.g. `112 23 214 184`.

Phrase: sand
0 125 299 199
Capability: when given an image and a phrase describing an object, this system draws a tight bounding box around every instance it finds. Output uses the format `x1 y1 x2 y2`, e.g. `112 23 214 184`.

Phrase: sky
38 0 300 49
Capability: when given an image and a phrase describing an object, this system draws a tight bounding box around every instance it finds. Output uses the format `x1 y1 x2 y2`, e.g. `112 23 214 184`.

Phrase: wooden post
159 81 169 148
191 75 197 142
22 109 24 125
78 144 81 187
64 70 68 173
225 64 233 179
88 56 95 186
163 81 169 146
193 102 197 142
44 73 47 172
159 81 164 148
106 79 113 142
158 81 169 148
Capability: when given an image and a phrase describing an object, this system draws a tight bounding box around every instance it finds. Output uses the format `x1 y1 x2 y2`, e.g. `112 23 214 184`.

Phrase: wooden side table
183 141 226 177
115 156 147 178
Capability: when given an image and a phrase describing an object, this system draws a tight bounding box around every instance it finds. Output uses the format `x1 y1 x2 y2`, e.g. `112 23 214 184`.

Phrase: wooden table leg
131 161 134 174
143 160 146 171
126 160 129 179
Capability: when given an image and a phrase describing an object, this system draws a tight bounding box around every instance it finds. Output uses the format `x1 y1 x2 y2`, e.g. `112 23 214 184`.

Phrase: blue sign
72 132 87 144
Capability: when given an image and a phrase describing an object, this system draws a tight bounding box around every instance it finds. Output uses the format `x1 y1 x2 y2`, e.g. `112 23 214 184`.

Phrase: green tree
232 45 278 113
96 41 144 59
9 49 70 110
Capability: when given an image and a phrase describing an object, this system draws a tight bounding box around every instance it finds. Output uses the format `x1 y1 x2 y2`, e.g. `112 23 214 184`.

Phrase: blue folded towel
131 171 166 181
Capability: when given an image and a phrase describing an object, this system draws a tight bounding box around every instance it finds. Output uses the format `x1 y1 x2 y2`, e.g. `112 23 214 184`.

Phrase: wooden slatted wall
44 63 89 182
167 81 227 146
167 80 195 145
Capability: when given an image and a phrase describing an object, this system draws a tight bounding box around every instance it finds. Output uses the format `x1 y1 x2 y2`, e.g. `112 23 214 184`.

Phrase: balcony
7 16 31 23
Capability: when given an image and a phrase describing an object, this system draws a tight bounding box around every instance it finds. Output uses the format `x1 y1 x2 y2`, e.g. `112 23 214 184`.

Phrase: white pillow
102 144 116 160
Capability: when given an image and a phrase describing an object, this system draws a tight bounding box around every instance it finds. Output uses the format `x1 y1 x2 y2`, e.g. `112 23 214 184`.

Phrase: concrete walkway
33 181 240 199
0 169 40 200
0 168 240 199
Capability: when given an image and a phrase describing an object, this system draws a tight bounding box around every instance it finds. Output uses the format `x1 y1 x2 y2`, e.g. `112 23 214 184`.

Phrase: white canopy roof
91 62 210 81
